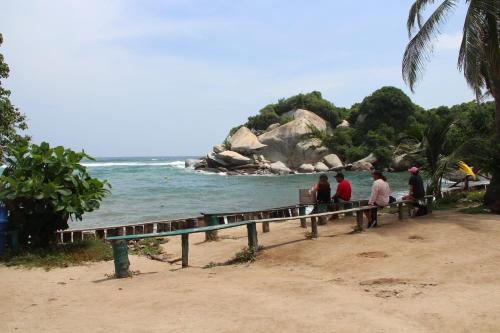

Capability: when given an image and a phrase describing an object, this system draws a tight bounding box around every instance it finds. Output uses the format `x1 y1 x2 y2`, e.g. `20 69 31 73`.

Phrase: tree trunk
484 92 500 213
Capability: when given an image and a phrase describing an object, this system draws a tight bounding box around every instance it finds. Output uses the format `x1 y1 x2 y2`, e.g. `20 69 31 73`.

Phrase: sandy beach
1 211 500 333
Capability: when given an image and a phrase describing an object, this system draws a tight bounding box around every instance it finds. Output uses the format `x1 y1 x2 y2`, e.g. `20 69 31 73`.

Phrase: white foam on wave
83 161 186 168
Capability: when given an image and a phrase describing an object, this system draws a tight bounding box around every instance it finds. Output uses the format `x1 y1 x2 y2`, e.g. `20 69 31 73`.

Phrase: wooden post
246 222 258 251
398 203 404 220
181 234 189 268
299 206 307 228
345 202 354 217
311 217 318 238
204 215 218 241
112 240 130 278
318 203 328 225
355 210 364 232
262 222 270 233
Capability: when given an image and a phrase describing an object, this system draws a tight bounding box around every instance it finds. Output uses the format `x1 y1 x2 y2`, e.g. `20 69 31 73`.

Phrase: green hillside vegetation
230 87 495 175
245 91 341 131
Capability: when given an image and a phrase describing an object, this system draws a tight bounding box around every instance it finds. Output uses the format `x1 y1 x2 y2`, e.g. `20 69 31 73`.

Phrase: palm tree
402 0 500 212
420 114 456 197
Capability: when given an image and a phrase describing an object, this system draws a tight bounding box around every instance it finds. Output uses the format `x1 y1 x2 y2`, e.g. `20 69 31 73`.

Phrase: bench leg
247 222 258 251
262 222 270 233
398 203 404 220
205 215 218 241
345 202 354 217
317 204 328 225
355 211 364 232
299 206 307 228
182 234 189 268
426 197 433 214
112 240 130 278
311 217 318 238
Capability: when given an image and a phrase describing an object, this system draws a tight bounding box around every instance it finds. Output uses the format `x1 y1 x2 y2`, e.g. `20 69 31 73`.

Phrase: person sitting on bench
366 170 390 228
402 166 427 216
330 172 352 219
310 174 332 214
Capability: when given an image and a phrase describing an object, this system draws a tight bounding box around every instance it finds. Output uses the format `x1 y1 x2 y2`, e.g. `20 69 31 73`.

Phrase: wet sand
1 211 500 332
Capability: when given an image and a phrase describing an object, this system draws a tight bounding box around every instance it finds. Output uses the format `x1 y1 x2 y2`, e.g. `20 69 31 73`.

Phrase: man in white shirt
365 170 390 228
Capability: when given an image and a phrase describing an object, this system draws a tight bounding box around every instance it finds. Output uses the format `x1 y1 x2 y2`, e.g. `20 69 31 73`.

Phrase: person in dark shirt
310 174 332 224
403 166 426 216
310 174 331 204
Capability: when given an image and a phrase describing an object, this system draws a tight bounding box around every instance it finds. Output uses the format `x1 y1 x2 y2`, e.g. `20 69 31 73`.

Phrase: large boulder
290 138 330 168
337 120 350 128
298 163 315 173
270 161 292 175
206 152 230 168
266 123 280 132
185 159 205 169
229 126 267 154
216 150 252 166
259 109 329 167
392 153 412 172
213 144 226 154
322 154 343 169
357 153 377 164
314 162 329 172
351 160 373 171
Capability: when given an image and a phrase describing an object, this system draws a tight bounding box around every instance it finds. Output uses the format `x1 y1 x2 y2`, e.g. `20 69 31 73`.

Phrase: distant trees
0 33 28 161
355 86 415 133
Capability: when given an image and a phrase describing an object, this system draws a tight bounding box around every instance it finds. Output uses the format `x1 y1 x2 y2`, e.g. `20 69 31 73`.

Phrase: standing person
366 170 390 228
331 172 352 219
403 167 426 216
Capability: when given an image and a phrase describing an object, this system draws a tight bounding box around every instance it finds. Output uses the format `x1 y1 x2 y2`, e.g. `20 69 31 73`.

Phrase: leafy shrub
246 110 280 131
373 146 393 169
345 146 368 163
250 91 341 128
0 141 111 247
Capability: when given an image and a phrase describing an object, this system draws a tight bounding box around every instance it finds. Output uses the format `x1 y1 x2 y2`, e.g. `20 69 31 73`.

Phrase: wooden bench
108 196 434 277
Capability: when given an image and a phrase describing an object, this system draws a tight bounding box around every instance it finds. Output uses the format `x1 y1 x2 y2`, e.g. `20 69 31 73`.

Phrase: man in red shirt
333 172 351 202
331 172 352 219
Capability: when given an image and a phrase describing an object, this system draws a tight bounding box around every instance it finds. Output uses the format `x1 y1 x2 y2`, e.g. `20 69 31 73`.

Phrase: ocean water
76 156 411 228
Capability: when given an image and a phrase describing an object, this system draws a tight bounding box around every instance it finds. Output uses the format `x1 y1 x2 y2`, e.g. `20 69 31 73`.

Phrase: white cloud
0 1 476 156
436 32 462 51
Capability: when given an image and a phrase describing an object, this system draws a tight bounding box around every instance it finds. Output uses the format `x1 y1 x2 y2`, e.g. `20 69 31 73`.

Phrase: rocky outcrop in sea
186 108 414 175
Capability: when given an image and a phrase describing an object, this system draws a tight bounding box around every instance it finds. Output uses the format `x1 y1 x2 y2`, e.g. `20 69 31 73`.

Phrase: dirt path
1 211 500 332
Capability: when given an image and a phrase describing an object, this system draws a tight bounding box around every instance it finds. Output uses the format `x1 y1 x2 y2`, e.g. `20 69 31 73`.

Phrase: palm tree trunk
484 91 500 213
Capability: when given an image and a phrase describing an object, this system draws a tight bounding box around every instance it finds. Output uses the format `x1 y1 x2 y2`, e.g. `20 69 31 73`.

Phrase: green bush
251 91 341 128
0 141 111 247
345 146 368 163
246 110 280 131
373 146 393 169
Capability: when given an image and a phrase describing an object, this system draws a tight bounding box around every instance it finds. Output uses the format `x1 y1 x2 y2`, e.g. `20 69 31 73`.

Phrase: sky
0 0 475 157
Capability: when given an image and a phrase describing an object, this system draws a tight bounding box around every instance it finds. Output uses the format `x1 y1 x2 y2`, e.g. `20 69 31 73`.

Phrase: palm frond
458 0 500 100
407 0 439 36
403 0 459 91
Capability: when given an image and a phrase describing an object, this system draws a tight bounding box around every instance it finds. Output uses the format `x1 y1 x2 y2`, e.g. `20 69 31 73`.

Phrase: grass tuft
0 239 113 270
128 237 167 257
433 190 486 211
